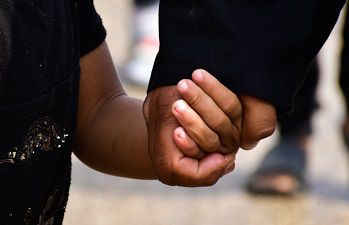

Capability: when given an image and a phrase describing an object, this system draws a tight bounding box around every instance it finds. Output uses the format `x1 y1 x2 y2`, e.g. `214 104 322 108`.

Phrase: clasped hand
143 69 276 187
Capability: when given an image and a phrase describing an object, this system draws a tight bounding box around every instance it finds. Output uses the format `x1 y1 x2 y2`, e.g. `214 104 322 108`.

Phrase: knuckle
254 124 276 140
243 124 276 147
188 93 202 108
223 136 239 153
204 133 220 152
219 123 240 151
183 143 200 158
154 162 177 186
211 114 227 131
232 137 240 151
158 177 176 186
242 105 276 147
203 175 220 186
261 125 276 138
222 96 240 114
185 114 198 127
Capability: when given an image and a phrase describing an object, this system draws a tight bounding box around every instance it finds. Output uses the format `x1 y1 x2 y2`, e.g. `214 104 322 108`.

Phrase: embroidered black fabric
0 0 106 224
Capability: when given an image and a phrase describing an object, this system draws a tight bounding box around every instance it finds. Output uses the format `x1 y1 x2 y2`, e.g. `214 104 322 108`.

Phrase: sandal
246 137 307 195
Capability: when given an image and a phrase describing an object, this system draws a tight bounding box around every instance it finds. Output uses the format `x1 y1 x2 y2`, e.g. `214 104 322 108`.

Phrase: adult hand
238 95 276 150
172 70 242 157
173 69 276 152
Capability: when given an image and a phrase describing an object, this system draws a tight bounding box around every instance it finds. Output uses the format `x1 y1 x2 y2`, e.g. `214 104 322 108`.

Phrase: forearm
73 42 155 179
74 94 155 179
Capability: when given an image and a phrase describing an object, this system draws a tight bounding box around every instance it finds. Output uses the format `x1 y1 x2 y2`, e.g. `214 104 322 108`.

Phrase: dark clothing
279 3 349 137
148 0 346 116
0 0 106 224
1 0 347 223
279 61 319 137
134 0 158 7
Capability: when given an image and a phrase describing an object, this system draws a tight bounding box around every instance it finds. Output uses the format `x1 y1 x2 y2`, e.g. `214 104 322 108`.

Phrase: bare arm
73 42 155 179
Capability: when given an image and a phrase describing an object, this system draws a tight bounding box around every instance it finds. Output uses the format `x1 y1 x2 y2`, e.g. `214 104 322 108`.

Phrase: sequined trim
0 117 69 164
7 189 68 225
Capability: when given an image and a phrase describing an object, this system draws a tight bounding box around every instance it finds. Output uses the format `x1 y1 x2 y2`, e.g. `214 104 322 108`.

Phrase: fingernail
174 100 186 113
192 70 204 82
223 162 235 175
223 153 236 175
177 80 189 92
176 127 186 139
224 153 236 163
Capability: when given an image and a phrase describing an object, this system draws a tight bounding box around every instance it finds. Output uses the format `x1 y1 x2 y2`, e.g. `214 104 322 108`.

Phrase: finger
172 100 221 153
223 153 236 175
155 130 234 187
191 69 242 128
239 95 276 150
171 152 236 187
173 127 205 159
176 79 239 152
151 121 234 187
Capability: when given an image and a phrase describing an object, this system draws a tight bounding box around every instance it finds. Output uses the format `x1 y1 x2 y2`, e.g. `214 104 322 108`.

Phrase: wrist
143 85 181 123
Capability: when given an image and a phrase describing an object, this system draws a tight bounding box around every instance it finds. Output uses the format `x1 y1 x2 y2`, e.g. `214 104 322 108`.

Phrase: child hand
172 69 242 159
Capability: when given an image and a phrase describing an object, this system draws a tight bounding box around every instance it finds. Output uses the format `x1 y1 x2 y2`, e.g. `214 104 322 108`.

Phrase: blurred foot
121 2 159 86
246 136 308 196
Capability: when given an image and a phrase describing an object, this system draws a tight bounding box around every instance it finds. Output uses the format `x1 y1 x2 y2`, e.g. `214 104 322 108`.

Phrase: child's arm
74 41 154 179
74 41 238 183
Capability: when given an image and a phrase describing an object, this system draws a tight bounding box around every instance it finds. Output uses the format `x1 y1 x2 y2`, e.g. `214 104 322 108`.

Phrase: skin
144 70 277 186
73 42 238 181
174 72 242 156
74 41 154 179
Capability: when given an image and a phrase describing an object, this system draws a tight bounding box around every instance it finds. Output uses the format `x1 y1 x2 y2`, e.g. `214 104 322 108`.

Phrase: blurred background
65 0 349 224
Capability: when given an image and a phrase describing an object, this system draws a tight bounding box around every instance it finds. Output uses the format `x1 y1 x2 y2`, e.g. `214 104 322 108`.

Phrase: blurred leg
246 61 319 195
339 3 349 145
279 60 319 138
121 0 159 86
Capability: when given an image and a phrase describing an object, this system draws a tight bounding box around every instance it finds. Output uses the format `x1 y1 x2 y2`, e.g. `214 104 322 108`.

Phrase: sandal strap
252 137 306 182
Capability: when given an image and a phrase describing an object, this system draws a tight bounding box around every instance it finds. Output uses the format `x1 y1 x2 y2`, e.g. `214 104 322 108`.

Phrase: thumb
239 95 276 150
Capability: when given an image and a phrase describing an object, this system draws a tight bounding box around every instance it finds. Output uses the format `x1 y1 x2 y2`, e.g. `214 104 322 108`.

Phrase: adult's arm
144 0 345 185
149 0 345 115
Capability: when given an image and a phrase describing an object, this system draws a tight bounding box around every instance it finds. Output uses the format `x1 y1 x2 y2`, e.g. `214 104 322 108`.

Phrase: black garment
149 0 346 116
278 61 319 137
134 0 157 7
279 2 349 137
0 0 106 224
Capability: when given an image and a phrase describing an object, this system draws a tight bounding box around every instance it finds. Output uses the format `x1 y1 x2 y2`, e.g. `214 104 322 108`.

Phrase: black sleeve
148 0 345 116
77 0 107 56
